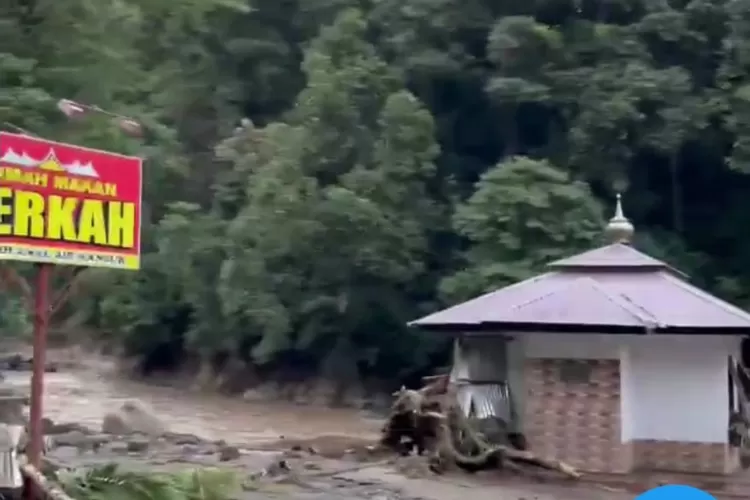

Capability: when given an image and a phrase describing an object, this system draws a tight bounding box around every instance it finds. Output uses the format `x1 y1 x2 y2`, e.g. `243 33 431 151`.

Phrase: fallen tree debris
380 378 581 479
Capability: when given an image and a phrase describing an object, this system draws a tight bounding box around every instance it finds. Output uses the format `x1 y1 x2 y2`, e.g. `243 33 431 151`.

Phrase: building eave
410 321 750 336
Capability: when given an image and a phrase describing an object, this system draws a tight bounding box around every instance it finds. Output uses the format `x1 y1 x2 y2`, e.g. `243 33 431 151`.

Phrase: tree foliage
2 0 750 386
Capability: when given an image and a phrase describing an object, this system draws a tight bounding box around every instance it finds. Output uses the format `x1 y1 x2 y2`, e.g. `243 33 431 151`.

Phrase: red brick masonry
632 440 738 474
523 358 738 474
524 358 631 473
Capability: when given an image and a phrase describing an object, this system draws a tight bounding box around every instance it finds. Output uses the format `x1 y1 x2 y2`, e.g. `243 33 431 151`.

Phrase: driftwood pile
380 377 580 479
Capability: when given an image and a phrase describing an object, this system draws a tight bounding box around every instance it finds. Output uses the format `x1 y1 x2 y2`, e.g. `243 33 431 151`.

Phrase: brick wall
523 357 740 475
633 441 739 474
524 358 633 473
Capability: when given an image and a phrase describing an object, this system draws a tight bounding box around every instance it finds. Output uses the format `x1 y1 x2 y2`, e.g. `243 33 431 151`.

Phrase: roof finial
605 193 634 244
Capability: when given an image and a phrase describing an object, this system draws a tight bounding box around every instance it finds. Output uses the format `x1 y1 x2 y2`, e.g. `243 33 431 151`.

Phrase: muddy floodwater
0 351 642 500
3 364 382 444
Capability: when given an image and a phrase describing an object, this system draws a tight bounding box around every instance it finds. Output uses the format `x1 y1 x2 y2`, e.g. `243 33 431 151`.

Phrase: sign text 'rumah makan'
0 132 142 270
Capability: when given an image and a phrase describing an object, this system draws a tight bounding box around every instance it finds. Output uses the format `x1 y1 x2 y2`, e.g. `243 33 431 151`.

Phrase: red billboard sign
0 132 142 270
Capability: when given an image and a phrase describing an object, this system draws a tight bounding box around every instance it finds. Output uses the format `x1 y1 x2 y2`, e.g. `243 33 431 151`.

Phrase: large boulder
101 413 129 435
101 401 166 436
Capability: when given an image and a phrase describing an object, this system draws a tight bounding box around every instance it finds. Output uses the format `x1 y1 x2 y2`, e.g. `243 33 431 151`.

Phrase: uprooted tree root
380 382 580 480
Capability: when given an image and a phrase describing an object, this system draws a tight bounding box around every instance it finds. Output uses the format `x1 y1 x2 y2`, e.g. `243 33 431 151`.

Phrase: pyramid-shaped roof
411 242 750 334
547 243 682 273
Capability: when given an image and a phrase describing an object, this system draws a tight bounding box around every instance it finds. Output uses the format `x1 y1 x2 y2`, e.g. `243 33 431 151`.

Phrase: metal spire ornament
605 193 635 244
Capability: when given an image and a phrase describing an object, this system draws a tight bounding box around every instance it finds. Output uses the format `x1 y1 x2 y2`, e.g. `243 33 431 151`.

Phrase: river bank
0 345 674 500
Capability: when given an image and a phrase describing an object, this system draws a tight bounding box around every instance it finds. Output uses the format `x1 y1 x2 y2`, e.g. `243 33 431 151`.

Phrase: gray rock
2 354 26 371
52 431 88 447
41 418 55 433
52 432 110 453
108 442 130 454
162 432 202 445
102 413 129 435
218 444 241 462
126 439 149 453
47 422 93 435
101 401 166 436
181 444 200 455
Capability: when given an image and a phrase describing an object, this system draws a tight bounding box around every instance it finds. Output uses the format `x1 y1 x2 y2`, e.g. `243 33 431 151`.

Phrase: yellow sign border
0 242 139 270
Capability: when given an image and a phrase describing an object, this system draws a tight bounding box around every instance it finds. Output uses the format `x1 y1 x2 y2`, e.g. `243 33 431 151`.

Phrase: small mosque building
411 196 750 475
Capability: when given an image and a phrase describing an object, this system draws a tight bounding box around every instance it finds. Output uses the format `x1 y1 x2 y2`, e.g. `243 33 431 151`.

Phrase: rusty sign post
0 120 143 468
29 263 50 465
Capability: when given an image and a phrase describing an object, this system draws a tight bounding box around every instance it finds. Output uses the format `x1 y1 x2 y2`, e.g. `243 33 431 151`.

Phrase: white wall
506 333 742 443
625 336 739 443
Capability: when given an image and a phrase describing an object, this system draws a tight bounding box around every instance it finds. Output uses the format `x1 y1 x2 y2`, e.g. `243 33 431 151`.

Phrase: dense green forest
2 0 750 388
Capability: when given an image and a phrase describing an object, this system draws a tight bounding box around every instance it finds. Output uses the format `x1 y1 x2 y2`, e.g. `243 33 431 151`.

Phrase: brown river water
14 361 740 500
0 351 685 500
1 356 382 445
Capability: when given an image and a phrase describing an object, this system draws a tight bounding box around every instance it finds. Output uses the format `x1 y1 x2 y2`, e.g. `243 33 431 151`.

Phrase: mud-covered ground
0 347 651 500
40 432 630 500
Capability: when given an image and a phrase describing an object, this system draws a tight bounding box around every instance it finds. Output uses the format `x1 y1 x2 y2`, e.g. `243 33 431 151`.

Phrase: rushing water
2 363 381 445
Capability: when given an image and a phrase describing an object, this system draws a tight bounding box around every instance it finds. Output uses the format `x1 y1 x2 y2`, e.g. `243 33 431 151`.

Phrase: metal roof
411 243 750 333
547 242 684 275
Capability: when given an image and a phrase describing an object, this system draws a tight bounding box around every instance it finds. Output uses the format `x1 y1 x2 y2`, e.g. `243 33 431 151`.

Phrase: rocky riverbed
38 417 629 500
1 348 638 500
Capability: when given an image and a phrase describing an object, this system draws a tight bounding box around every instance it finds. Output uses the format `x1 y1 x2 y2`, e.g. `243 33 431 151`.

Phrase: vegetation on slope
2 0 750 386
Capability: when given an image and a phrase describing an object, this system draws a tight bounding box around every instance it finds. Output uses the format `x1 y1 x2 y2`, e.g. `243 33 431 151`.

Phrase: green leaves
487 16 563 69
124 7 445 377
443 156 603 301
7 0 750 387
59 464 240 500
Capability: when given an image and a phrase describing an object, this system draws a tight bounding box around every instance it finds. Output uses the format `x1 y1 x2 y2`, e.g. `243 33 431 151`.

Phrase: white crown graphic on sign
0 148 99 178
